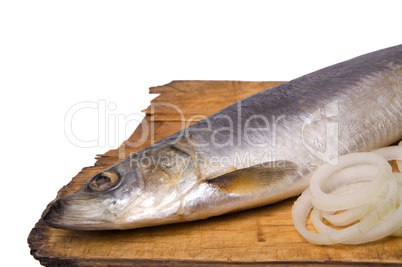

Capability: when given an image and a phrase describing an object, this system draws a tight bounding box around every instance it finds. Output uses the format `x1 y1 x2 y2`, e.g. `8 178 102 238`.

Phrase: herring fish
44 45 402 230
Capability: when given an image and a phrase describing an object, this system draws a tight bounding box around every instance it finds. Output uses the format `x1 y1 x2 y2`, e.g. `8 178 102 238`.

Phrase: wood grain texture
28 81 402 266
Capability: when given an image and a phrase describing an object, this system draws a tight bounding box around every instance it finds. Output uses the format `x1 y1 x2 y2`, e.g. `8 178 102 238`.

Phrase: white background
1 1 401 265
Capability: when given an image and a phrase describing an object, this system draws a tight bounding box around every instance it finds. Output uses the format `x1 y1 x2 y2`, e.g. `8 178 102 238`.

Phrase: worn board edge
28 218 400 267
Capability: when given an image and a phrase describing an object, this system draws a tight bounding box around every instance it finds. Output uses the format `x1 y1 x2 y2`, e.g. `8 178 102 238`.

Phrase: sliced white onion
309 152 392 211
320 203 370 226
310 179 401 244
373 145 402 235
394 173 402 186
320 165 377 195
292 189 343 245
397 140 402 172
292 148 402 245
372 145 402 161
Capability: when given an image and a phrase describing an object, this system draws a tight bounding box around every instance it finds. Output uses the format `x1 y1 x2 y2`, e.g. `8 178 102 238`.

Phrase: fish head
44 143 199 230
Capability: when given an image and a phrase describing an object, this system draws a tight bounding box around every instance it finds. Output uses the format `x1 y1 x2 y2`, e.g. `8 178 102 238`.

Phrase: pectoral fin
207 161 298 195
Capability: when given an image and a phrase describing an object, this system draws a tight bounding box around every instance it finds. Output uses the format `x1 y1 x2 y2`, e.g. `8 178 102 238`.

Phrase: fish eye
88 171 119 191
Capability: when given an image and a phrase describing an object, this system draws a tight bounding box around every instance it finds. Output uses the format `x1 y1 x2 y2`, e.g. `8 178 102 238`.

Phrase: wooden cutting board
28 81 402 266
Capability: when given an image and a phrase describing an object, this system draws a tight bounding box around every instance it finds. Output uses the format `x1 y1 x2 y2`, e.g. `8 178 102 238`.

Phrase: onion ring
309 152 392 211
292 148 402 245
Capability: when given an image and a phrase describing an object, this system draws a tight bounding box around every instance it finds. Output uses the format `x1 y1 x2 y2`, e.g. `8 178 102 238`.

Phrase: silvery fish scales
44 45 402 230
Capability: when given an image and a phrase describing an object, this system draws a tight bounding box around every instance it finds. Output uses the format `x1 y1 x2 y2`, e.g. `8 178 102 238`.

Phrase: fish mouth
43 198 117 230
43 199 71 229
